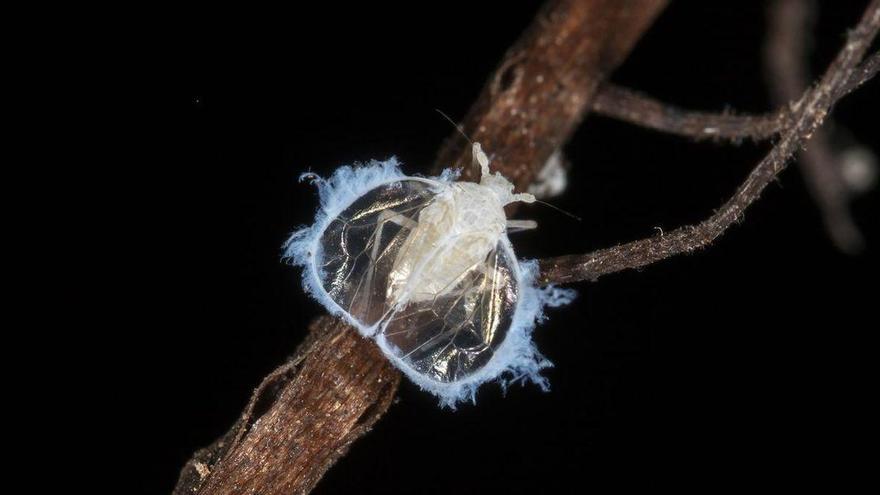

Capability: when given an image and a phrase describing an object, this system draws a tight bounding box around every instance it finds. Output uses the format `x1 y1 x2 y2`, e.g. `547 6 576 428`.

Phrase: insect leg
360 209 420 315
370 209 417 267
506 219 538 233
473 142 490 179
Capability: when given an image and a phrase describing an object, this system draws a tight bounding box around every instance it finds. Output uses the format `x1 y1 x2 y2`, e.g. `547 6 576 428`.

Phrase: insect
285 143 573 406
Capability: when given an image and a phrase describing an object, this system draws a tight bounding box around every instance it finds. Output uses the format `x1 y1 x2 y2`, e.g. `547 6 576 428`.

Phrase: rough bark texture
173 317 400 495
173 1 669 494
433 0 669 186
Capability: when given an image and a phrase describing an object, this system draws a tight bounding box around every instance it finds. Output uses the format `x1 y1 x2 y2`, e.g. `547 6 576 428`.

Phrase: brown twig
173 317 400 495
765 0 867 253
587 52 879 142
850 50 880 93
174 1 669 494
539 0 880 285
432 0 669 188
590 83 786 141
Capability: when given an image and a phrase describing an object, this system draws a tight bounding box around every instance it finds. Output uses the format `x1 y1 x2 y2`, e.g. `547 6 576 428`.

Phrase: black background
125 1 877 493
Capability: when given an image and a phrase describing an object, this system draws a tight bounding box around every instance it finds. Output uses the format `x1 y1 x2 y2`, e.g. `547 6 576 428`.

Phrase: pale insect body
285 143 574 406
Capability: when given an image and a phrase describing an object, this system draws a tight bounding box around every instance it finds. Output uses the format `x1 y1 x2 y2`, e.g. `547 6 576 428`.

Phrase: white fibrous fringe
283 158 408 335
283 159 575 408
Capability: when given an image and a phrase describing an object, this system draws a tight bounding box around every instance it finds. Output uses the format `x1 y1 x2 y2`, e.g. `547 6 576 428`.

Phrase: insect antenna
534 199 582 222
434 108 474 146
435 109 489 177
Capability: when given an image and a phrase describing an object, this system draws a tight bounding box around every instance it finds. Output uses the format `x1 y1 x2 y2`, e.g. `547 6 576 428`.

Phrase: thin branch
588 51 879 142
765 0 867 253
842 50 879 96
432 0 669 188
539 0 880 285
590 83 786 141
174 1 669 494
173 318 400 495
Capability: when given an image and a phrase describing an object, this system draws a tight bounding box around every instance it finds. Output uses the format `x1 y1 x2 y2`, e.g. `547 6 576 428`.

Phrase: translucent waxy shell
284 158 573 406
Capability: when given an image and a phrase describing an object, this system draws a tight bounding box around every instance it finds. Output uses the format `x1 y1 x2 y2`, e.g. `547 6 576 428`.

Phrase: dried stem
173 318 400 495
431 0 669 187
174 1 669 494
539 0 880 285
765 0 866 253
590 83 785 141
588 52 879 143
850 50 880 92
